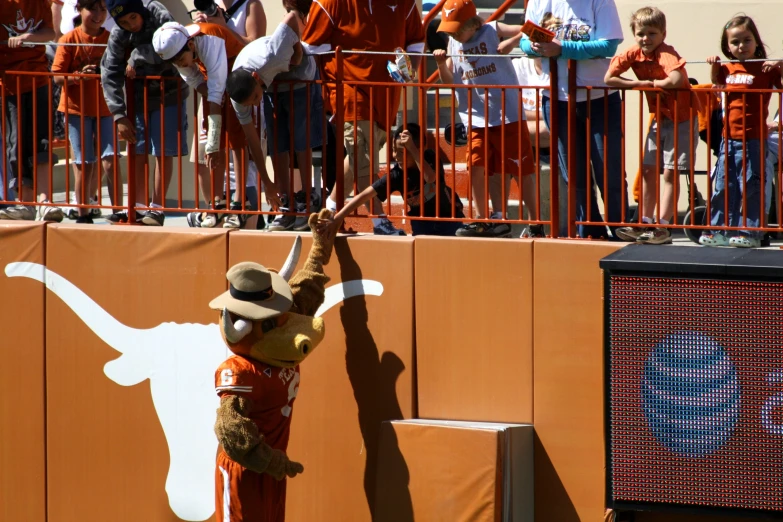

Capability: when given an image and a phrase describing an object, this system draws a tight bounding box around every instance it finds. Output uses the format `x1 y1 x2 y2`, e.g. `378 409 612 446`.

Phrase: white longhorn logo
443 7 456 17
4 261 384 522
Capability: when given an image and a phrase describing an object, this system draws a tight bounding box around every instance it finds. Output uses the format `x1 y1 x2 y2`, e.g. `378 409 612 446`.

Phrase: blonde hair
630 7 666 33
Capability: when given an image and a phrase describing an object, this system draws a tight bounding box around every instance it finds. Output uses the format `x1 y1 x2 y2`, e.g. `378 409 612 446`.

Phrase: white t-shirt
231 22 297 125
448 21 522 128
175 35 228 106
524 0 623 102
512 57 549 113
219 0 251 38
59 0 115 35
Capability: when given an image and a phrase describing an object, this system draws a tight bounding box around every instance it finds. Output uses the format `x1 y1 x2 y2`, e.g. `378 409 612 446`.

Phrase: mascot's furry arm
288 209 336 317
215 395 303 480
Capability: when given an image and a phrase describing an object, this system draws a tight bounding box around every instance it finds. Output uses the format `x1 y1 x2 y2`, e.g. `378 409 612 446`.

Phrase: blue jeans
710 138 766 239
134 101 189 157
543 92 629 238
66 115 114 164
264 81 325 154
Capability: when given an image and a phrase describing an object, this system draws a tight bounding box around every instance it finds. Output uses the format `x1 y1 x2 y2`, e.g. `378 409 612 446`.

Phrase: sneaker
186 211 203 228
373 218 406 236
293 191 322 231
107 211 129 224
38 202 64 223
223 201 248 229
699 232 730 247
0 204 35 221
89 197 102 218
201 198 227 228
520 224 545 238
456 221 512 238
638 227 672 245
615 226 648 242
67 207 79 220
75 214 94 224
141 209 165 226
268 195 296 232
729 235 761 248
223 213 243 229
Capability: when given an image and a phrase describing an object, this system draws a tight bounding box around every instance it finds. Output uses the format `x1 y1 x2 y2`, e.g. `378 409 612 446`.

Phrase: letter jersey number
281 372 300 417
220 369 234 386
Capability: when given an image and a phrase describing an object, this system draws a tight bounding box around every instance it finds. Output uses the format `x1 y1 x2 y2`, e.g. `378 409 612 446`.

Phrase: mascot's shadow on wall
335 241 414 522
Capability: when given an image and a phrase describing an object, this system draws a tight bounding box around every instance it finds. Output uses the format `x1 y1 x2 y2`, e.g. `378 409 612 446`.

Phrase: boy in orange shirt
605 6 696 245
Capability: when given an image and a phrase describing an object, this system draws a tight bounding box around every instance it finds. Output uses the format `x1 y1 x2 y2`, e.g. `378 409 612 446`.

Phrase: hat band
230 284 274 302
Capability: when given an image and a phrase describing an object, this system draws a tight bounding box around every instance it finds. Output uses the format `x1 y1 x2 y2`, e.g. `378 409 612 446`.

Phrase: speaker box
600 244 783 518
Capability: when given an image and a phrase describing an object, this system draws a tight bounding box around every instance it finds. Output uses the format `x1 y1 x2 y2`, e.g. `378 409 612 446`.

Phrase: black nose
302 343 310 355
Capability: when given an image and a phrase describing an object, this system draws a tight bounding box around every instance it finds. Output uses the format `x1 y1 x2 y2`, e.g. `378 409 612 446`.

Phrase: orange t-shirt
0 0 53 95
302 0 426 130
607 43 694 123
717 61 783 141
51 26 111 117
194 22 245 75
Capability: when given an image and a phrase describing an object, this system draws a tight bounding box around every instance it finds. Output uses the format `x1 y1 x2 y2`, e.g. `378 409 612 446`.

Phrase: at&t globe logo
642 331 741 457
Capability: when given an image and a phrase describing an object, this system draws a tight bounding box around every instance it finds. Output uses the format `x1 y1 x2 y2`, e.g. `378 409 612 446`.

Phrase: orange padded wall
0 222 46 522
44 225 228 522
229 232 416 522
374 421 504 522
414 237 534 423
533 239 622 522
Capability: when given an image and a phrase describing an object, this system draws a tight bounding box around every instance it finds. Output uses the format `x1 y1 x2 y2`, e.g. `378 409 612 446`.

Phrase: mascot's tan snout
219 310 325 367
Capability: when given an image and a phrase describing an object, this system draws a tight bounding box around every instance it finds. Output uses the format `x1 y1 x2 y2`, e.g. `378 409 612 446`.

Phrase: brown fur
289 209 336 316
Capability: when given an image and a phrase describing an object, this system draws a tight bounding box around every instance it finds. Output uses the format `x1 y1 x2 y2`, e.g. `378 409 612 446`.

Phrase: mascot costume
210 209 335 522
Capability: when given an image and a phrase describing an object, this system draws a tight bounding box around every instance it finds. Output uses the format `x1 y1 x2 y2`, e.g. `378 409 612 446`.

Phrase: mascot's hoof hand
310 208 336 265
285 460 304 479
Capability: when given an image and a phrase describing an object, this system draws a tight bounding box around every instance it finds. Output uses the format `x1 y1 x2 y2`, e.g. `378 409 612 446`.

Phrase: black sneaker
106 211 129 224
456 222 511 238
75 214 94 224
141 209 165 226
520 224 545 238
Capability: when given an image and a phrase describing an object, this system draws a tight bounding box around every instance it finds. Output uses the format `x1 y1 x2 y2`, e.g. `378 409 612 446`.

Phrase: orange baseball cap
437 0 477 33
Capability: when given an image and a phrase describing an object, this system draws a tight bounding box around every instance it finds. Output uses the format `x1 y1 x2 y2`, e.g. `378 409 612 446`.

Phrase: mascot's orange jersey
215 355 300 450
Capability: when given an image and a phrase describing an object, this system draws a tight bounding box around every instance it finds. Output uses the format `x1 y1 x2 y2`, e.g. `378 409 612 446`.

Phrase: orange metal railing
3 55 783 242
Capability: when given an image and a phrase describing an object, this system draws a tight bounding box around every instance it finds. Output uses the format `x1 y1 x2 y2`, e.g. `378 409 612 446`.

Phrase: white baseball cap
153 22 201 61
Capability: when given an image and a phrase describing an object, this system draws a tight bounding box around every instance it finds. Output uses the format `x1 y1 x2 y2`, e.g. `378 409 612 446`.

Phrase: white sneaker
0 204 35 220
38 201 64 223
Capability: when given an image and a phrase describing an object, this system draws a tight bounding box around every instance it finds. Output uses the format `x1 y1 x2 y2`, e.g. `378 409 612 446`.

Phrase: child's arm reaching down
315 185 381 237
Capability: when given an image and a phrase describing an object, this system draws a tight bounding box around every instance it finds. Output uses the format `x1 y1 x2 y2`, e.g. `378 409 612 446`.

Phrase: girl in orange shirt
700 15 783 248
51 0 121 224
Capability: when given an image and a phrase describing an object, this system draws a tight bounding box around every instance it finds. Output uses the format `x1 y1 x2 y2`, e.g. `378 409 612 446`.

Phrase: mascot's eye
261 318 277 333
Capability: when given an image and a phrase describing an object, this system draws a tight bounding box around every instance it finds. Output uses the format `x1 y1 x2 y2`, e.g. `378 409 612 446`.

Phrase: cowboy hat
209 262 293 320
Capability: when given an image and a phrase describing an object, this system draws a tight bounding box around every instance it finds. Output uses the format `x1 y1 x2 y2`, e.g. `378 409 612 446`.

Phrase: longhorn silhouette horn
5 262 150 353
279 235 302 282
221 308 252 343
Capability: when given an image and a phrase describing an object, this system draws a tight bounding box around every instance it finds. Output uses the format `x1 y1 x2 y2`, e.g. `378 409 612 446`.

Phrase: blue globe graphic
641 331 741 458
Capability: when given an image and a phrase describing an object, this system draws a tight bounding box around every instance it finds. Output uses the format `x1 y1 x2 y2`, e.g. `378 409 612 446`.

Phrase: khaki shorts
643 117 698 171
342 120 386 197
